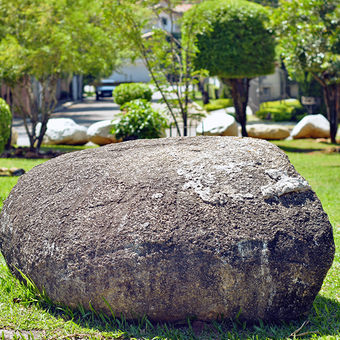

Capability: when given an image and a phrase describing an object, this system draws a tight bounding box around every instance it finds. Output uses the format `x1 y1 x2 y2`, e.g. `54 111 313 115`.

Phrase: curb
53 99 83 113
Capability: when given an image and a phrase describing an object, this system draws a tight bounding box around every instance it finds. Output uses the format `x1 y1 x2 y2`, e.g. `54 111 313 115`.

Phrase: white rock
11 128 18 145
247 124 290 140
36 118 89 145
196 111 238 136
87 119 121 145
291 114 330 139
226 106 253 116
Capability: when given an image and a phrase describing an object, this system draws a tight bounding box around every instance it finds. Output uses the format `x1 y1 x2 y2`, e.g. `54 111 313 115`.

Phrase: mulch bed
1 146 64 159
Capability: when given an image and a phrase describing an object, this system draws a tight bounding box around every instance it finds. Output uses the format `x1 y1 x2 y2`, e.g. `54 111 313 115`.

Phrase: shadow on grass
39 144 98 154
1 263 339 340
274 145 323 153
19 293 340 340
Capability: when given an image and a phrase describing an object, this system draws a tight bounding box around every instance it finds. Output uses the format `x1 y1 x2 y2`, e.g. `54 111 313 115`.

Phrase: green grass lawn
0 140 339 339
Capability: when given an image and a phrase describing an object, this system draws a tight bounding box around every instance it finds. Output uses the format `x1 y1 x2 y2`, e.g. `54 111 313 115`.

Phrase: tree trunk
202 91 209 105
199 79 209 104
222 77 250 137
323 83 340 144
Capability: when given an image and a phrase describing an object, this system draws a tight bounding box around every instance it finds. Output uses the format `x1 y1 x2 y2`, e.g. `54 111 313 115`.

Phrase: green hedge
0 98 12 154
256 99 307 122
113 83 153 106
111 99 167 140
260 99 302 109
205 98 233 112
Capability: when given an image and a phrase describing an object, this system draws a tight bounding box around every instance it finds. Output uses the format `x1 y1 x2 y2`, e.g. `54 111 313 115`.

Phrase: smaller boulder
247 124 290 140
10 168 25 176
226 106 253 116
25 151 40 159
87 119 121 145
291 114 330 139
0 167 10 176
11 128 18 146
196 111 238 136
14 148 23 156
36 118 89 145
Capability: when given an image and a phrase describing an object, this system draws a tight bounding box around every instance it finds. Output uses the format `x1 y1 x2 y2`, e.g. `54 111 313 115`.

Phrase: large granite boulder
196 111 238 136
291 114 330 139
87 119 121 146
247 124 290 140
0 137 334 323
36 118 89 145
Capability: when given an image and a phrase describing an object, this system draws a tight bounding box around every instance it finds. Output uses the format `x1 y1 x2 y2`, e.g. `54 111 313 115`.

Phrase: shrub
271 109 292 122
0 98 12 154
255 106 291 122
111 99 167 140
256 100 307 122
113 83 153 106
207 84 220 100
219 84 232 99
255 109 272 120
205 98 233 112
260 99 302 109
291 107 308 122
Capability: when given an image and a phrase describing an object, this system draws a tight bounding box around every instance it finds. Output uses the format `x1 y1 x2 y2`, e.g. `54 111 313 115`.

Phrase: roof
173 4 193 13
155 2 193 14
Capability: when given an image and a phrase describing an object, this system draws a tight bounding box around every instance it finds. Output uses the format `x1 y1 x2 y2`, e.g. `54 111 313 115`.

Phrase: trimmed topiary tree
0 98 12 154
113 83 153 106
183 0 276 136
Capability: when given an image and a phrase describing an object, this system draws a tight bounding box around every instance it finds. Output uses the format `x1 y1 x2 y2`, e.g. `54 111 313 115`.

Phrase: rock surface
36 118 89 145
87 119 121 145
247 124 290 140
0 137 334 323
291 114 330 139
196 111 238 136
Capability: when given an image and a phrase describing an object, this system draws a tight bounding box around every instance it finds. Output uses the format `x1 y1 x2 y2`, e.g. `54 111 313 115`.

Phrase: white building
248 66 299 113
108 3 191 83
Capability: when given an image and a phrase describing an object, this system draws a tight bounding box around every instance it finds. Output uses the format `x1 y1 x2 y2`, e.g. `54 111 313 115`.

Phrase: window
161 17 167 26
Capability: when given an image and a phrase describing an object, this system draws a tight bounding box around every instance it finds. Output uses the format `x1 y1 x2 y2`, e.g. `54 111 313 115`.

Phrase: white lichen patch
177 159 257 204
152 193 163 199
261 169 311 199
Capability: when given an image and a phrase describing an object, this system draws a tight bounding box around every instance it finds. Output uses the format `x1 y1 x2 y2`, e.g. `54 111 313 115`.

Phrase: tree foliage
104 0 205 137
183 0 276 137
250 0 279 7
0 0 119 151
273 0 340 143
0 98 12 154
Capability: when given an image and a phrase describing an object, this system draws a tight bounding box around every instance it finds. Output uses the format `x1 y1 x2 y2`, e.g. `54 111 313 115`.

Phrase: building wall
108 7 182 83
248 67 299 112
156 12 181 33
109 59 151 83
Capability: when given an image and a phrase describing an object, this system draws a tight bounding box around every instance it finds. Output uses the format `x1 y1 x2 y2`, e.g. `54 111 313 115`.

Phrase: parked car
95 80 116 100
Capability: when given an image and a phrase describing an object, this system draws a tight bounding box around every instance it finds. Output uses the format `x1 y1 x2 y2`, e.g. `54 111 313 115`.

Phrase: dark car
95 80 116 100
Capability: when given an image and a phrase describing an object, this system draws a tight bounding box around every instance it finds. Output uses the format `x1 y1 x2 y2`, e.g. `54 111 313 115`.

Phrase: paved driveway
13 98 120 146
12 97 201 146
